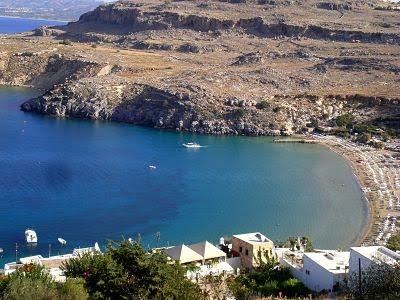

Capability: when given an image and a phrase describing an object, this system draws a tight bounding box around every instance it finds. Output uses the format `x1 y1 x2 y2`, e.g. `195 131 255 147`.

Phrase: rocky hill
1 0 399 135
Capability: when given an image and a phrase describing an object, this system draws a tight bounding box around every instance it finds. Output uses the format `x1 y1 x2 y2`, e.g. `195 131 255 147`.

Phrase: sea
0 18 367 265
0 16 66 34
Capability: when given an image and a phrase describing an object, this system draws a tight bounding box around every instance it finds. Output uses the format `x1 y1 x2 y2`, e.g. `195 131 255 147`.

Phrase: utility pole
358 258 362 300
156 231 160 248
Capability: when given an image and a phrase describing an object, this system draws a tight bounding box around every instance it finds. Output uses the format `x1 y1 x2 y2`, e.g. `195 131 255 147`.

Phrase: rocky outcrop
316 2 352 11
20 77 400 136
232 51 264 65
63 1 400 45
0 51 105 90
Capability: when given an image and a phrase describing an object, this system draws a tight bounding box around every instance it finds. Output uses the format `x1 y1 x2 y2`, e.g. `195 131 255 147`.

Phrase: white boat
182 142 202 148
25 229 37 244
149 165 157 170
58 238 67 245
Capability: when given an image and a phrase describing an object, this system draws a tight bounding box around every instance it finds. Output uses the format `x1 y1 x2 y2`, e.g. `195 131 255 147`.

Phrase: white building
281 250 350 293
4 243 101 282
349 246 400 275
163 240 238 280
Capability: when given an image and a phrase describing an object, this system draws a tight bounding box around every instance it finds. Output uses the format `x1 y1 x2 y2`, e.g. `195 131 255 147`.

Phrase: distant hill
0 0 107 21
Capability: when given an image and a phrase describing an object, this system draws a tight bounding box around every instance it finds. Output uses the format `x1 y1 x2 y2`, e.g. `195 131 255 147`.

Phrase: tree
228 249 309 299
0 264 87 300
346 262 400 299
62 239 204 299
386 233 400 251
2 277 58 300
336 113 354 128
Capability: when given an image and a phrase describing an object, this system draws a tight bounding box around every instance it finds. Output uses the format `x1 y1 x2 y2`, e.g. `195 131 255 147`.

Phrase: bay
0 86 367 265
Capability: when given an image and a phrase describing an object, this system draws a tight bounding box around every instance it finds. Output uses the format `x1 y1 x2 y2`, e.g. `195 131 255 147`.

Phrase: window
245 249 249 256
239 246 242 253
306 270 310 275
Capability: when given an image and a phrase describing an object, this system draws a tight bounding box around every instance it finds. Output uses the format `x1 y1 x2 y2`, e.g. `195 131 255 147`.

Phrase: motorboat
149 165 157 170
182 142 202 148
58 238 67 245
25 229 37 243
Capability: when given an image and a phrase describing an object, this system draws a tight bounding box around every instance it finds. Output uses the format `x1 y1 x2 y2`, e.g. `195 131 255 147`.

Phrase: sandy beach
314 135 400 246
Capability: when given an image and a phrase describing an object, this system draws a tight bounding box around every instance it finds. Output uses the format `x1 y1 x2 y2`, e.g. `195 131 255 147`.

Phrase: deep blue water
0 86 367 265
0 17 65 34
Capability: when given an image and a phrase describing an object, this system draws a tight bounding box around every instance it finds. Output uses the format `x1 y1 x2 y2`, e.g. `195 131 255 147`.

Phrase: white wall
349 249 373 276
302 255 335 292
281 254 347 292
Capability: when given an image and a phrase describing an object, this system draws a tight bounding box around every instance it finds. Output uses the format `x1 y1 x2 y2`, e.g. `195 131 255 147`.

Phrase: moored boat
182 142 202 148
58 237 67 245
25 229 37 243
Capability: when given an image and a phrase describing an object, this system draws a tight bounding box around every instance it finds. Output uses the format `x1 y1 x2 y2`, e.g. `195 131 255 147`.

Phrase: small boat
149 165 157 170
25 229 37 244
182 142 202 148
58 238 67 245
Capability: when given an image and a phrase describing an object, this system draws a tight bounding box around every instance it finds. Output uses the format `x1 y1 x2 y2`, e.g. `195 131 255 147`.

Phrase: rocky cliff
1 0 399 136
73 1 400 45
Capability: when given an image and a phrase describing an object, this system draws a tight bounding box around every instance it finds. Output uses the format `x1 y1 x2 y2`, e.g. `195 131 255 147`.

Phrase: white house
4 243 101 282
349 246 400 275
281 250 350 292
163 241 238 280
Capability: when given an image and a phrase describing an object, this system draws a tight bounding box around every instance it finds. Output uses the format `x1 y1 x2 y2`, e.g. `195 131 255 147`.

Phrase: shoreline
313 135 400 246
1 83 398 247
0 15 70 23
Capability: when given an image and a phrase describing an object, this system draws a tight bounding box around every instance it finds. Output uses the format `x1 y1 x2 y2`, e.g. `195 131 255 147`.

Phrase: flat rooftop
304 251 350 274
351 246 400 265
233 232 273 244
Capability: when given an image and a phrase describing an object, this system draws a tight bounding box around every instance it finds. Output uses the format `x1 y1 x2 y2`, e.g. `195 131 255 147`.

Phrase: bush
0 264 87 300
255 100 270 110
2 277 58 300
229 251 309 299
356 133 371 143
272 106 282 113
62 240 204 299
336 113 354 127
234 108 246 119
386 234 400 251
346 262 400 299
60 39 72 46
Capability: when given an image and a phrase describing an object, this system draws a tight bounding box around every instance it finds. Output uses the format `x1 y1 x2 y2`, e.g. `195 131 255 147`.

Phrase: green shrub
229 251 309 299
234 108 246 119
2 277 58 300
58 278 88 300
272 106 282 113
60 39 72 46
386 234 400 251
356 133 371 143
63 240 204 299
336 113 354 127
255 100 270 110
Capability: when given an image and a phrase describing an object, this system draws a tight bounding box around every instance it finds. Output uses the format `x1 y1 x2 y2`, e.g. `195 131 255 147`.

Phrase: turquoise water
0 86 367 265
0 16 65 34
